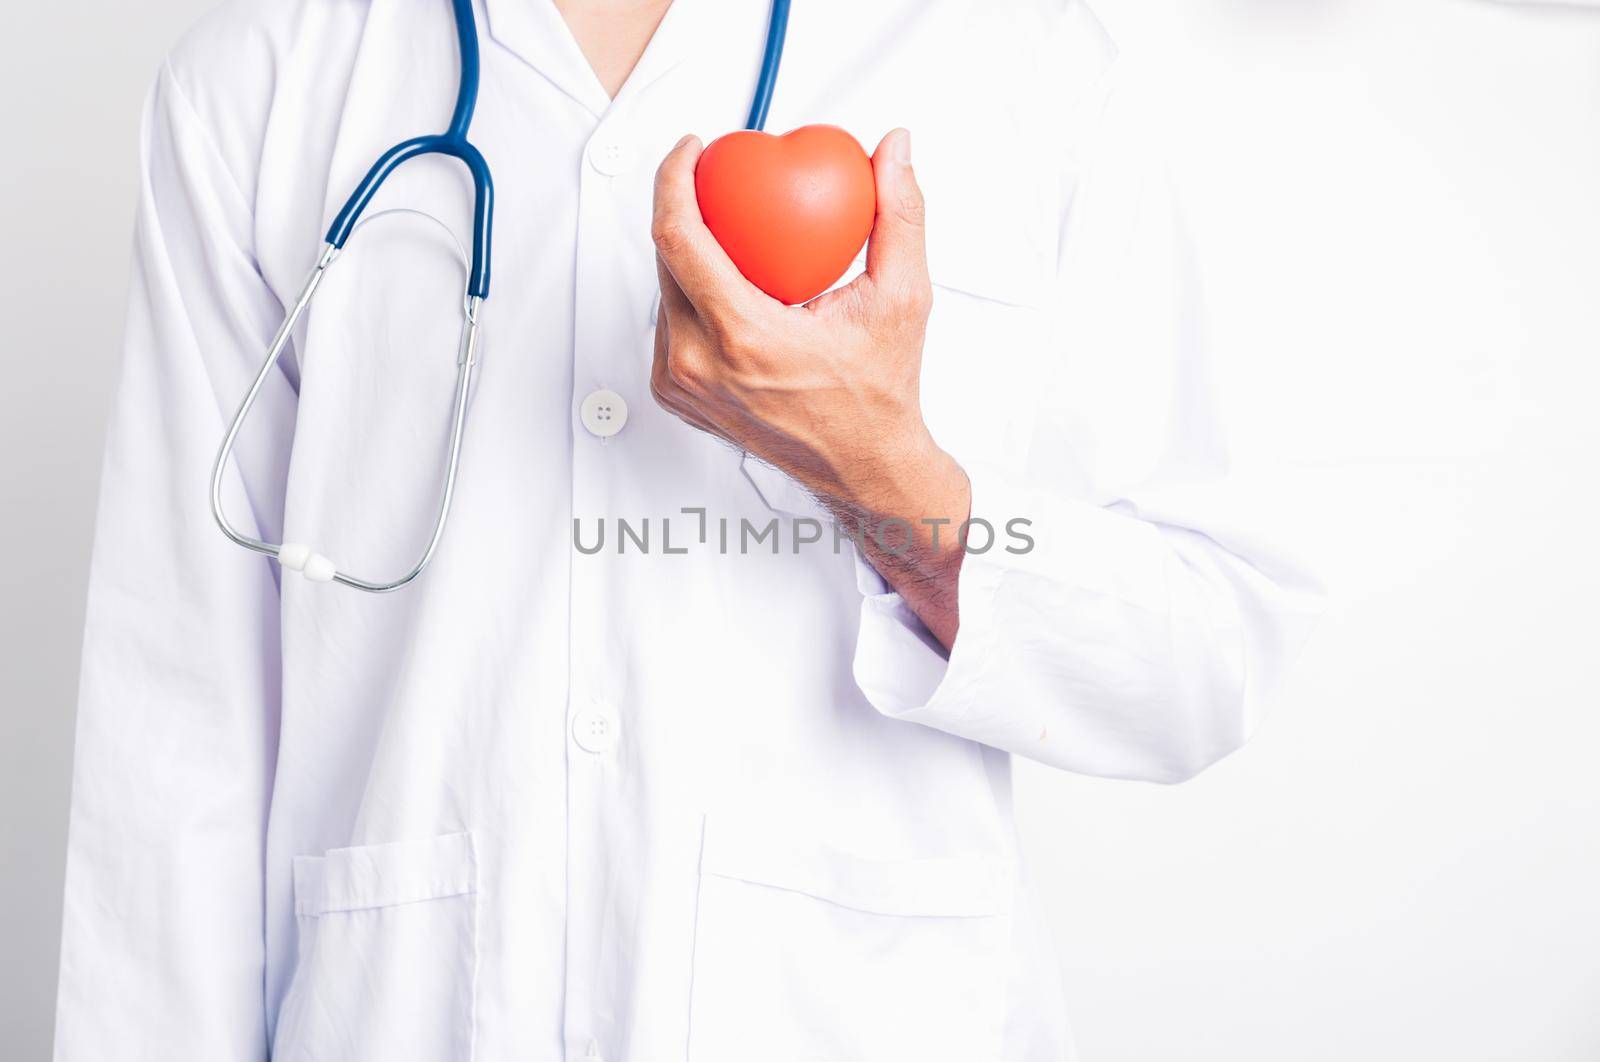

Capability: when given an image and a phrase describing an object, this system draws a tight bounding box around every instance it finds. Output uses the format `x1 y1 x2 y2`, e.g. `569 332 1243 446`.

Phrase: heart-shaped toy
695 125 877 306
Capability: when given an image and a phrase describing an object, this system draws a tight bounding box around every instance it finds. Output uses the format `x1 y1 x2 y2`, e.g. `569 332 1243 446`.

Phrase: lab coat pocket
273 832 479 1062
917 260 1051 475
740 451 830 523
689 816 1010 1062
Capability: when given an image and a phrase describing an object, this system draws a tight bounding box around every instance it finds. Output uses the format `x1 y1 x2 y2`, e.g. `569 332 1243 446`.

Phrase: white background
2 1 1598 1059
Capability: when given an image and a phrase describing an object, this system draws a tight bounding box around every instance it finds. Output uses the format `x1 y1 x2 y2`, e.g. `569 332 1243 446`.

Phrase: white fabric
54 1 1322 1060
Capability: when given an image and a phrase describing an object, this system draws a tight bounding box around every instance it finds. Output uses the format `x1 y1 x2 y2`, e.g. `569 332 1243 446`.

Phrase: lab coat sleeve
851 70 1324 785
54 63 294 1061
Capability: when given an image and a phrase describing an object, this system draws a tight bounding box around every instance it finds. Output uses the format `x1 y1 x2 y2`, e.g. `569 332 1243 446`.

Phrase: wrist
828 429 969 532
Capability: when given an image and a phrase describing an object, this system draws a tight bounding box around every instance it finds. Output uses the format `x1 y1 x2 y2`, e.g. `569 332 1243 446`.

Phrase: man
55 0 1321 1059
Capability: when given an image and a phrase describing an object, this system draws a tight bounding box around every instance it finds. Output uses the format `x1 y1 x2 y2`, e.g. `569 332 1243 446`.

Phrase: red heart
694 125 877 306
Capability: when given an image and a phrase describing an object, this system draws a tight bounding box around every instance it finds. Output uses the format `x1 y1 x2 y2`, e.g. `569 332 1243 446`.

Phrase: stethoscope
212 0 793 591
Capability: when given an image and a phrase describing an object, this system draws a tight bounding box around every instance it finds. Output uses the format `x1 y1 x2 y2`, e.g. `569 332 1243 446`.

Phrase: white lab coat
54 1 1322 1059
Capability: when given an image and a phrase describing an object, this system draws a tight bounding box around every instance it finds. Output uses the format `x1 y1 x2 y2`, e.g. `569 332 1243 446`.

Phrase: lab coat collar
483 0 716 121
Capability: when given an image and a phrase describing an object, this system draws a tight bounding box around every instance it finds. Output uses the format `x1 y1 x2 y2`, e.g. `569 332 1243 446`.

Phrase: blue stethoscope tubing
747 0 791 133
327 0 495 299
211 0 794 591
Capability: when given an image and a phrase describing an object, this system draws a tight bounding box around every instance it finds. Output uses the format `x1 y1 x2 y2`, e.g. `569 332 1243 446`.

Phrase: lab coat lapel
484 0 717 119
482 0 610 117
611 0 717 109
319 0 481 250
297 0 483 501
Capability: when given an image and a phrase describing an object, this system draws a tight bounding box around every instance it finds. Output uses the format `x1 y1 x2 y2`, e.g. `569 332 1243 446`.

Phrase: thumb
863 128 930 301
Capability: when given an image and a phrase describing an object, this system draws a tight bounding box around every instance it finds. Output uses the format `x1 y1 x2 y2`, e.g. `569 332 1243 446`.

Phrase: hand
650 128 971 648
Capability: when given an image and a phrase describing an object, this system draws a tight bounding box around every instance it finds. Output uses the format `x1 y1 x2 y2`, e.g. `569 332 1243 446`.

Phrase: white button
580 389 628 438
588 139 635 176
572 707 619 754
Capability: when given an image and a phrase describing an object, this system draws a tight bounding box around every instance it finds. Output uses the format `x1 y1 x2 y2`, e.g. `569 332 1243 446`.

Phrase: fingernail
891 129 912 166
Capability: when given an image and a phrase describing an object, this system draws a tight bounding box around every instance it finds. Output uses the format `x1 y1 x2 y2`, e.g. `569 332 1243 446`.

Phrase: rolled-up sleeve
853 65 1324 784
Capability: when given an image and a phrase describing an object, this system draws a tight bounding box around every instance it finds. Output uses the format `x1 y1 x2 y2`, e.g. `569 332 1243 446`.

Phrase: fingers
863 129 932 315
652 135 763 321
655 251 696 330
651 266 727 439
652 328 725 438
653 256 699 390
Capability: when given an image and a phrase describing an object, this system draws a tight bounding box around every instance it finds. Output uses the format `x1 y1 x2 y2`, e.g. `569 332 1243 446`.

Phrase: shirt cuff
848 463 1016 728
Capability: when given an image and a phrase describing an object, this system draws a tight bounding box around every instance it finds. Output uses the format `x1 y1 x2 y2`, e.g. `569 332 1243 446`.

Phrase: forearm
816 435 971 651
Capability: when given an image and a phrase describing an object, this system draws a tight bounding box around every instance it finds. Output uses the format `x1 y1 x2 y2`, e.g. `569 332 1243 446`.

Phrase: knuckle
667 348 706 390
703 311 749 357
650 356 673 400
906 279 934 318
718 327 754 362
884 278 933 320
722 322 771 366
651 217 690 256
898 178 927 226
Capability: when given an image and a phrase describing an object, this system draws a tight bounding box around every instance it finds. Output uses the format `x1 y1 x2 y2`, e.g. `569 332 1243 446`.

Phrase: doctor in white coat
54 0 1322 1059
